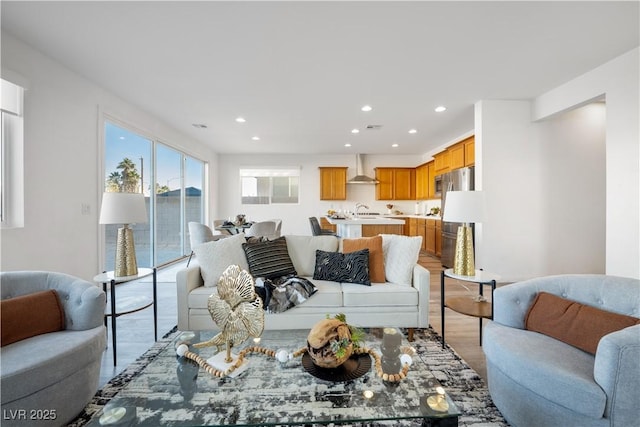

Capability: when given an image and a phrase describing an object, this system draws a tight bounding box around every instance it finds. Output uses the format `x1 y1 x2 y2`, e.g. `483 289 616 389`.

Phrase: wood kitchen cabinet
319 167 347 200
418 219 427 251
425 219 437 255
415 162 429 200
375 167 416 200
435 220 442 257
464 136 475 166
434 151 450 175
427 162 436 199
448 142 465 170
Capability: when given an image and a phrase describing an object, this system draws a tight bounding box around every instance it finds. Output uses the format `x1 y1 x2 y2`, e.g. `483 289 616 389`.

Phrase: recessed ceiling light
192 123 208 129
251 136 260 141
361 105 372 112
351 129 360 134
344 143 352 147
435 106 447 113
119 136 125 140
408 129 417 134
392 143 399 148
235 117 246 123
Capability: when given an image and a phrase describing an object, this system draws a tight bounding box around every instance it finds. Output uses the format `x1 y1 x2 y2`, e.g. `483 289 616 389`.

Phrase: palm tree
106 171 122 192
117 157 141 193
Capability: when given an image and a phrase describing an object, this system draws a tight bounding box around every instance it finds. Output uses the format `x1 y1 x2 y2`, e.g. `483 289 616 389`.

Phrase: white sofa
177 234 430 334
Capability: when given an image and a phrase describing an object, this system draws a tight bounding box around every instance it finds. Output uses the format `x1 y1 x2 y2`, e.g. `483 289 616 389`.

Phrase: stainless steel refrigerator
440 166 475 268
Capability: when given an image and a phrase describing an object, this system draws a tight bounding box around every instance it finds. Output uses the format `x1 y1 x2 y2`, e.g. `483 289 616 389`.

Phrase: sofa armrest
491 283 540 330
176 264 205 331
412 264 430 328
64 282 106 331
594 324 640 424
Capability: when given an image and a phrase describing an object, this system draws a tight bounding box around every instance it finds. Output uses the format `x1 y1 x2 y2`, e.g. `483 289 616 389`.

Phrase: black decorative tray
302 352 371 382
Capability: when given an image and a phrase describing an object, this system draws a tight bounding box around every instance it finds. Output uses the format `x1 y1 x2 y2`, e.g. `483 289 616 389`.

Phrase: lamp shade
99 192 148 225
443 191 485 223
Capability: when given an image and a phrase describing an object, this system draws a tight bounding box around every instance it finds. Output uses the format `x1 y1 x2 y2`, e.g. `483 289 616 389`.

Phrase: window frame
239 167 300 205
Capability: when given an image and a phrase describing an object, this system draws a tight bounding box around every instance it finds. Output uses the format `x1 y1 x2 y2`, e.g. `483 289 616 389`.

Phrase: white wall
536 103 606 274
217 153 435 236
475 100 547 280
0 33 218 281
533 48 639 279
476 48 637 281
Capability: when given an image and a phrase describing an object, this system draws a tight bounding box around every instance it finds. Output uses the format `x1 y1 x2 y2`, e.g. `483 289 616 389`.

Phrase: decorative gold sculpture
194 265 264 363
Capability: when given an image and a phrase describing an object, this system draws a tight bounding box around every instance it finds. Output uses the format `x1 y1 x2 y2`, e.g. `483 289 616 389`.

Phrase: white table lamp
443 191 485 276
99 192 148 277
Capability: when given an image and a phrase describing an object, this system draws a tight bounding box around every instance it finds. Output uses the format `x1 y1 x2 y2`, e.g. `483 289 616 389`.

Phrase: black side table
440 269 500 349
93 268 158 365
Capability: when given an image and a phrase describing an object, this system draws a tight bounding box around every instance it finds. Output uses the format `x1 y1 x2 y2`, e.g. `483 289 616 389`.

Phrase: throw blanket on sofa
254 275 317 313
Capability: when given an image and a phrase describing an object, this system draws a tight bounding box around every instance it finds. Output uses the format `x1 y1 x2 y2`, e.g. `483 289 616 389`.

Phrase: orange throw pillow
525 291 640 355
1 289 65 346
342 236 385 283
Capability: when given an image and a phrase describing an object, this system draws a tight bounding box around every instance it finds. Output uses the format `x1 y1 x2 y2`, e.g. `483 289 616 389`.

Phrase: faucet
355 202 369 216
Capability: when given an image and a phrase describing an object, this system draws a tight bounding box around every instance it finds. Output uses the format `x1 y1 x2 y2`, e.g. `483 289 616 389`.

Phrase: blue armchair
483 274 640 427
1 271 106 426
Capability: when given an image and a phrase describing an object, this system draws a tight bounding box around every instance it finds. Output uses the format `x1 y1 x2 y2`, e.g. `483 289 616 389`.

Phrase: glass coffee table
89 329 460 426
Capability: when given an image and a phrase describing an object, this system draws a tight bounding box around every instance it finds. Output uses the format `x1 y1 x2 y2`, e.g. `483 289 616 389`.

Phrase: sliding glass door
103 120 205 269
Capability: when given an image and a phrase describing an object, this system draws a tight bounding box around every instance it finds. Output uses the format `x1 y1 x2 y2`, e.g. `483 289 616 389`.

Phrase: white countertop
325 216 405 225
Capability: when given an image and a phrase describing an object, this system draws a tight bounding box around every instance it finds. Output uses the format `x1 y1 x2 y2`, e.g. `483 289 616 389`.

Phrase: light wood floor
419 252 492 380
98 253 492 386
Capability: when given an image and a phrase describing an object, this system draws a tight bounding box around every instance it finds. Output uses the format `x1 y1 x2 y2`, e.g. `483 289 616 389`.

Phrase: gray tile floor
98 261 185 387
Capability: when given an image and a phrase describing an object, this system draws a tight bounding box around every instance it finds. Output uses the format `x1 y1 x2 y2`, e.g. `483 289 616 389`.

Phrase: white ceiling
2 1 638 155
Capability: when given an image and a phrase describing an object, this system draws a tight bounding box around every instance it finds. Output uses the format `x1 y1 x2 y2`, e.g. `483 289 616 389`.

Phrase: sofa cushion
1 290 65 346
193 233 249 287
342 236 385 283
0 328 105 403
242 236 297 279
380 234 422 285
484 321 606 418
285 235 339 276
341 282 418 307
525 292 640 354
188 278 343 310
313 249 370 286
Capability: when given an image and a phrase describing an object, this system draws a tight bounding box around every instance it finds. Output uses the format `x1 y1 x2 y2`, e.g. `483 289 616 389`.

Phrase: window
240 168 299 204
1 78 25 229
103 120 206 269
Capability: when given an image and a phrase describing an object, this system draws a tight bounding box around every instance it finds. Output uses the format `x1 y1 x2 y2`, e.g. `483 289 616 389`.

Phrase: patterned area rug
68 327 507 426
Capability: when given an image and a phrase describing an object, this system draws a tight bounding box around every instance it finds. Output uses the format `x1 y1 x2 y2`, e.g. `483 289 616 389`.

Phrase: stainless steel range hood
348 154 379 184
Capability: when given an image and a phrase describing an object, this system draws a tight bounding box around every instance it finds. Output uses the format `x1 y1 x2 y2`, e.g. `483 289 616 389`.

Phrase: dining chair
268 219 283 237
309 217 337 236
245 220 278 239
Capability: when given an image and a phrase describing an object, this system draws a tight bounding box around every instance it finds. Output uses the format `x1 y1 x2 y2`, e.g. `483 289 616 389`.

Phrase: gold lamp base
115 225 138 277
453 224 475 276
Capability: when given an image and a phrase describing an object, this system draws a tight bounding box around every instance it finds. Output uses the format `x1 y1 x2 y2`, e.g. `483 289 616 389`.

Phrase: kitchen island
325 216 405 238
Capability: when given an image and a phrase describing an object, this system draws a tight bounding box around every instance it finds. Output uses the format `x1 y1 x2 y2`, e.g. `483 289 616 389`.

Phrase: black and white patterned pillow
242 236 297 279
313 249 370 286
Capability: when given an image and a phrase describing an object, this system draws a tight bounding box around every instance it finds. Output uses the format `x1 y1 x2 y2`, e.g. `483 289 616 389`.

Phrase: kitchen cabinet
319 167 347 200
425 219 437 255
418 219 427 251
362 224 404 237
434 151 450 175
435 220 442 257
448 142 465 170
408 217 418 237
427 161 436 199
415 162 430 200
375 168 416 200
464 136 475 166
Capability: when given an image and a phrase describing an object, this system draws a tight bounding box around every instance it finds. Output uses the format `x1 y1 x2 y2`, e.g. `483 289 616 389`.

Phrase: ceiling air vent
365 124 383 130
